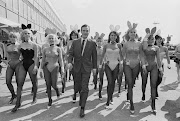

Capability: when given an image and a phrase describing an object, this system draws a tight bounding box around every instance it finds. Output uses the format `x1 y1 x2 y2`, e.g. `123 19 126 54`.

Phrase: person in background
174 43 180 82
93 32 105 100
66 29 80 102
0 41 5 75
154 34 171 98
5 32 21 104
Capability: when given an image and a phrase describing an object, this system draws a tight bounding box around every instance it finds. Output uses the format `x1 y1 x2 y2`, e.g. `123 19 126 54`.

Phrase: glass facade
0 0 66 43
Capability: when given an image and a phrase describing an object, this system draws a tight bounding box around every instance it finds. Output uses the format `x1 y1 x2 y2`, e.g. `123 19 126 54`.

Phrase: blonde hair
20 29 32 42
45 34 59 45
124 29 138 41
8 32 20 43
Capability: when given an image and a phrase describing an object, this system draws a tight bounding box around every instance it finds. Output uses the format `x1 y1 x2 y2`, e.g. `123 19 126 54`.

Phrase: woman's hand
39 69 44 78
32 66 38 74
167 64 171 69
159 67 164 77
142 65 147 74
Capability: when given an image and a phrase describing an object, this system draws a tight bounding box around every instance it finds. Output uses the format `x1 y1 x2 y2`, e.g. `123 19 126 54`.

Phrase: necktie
81 39 85 54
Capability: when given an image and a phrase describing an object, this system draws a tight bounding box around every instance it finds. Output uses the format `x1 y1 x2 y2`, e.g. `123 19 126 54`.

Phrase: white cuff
119 61 123 64
142 65 146 69
159 67 163 71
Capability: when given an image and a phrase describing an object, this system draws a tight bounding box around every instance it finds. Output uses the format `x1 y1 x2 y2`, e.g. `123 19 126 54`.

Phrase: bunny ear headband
21 24 31 30
154 29 161 36
109 25 121 35
45 28 57 35
145 27 157 37
127 21 138 30
70 24 80 33
94 32 105 40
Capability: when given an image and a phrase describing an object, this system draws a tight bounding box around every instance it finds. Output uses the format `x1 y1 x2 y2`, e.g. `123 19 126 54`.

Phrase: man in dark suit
68 24 97 118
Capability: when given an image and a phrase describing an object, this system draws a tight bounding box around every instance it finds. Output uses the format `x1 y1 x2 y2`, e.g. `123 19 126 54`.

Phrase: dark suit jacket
68 38 97 73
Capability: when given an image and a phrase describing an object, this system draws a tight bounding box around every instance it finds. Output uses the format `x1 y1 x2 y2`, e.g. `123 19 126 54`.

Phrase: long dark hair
154 35 164 46
69 30 79 40
107 31 120 43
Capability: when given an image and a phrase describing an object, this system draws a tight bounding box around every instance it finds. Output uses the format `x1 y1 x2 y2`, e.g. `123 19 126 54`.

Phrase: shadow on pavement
161 96 180 121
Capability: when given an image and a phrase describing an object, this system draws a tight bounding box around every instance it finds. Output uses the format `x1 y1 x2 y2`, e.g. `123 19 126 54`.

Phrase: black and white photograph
0 0 180 120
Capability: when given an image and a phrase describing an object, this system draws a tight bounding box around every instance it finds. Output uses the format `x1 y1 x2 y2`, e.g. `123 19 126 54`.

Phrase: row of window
0 0 65 32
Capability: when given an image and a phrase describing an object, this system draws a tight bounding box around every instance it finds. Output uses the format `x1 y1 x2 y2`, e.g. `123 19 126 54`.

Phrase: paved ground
0 60 180 121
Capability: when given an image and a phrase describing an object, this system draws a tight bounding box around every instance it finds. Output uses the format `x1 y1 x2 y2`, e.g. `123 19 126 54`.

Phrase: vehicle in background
168 46 176 60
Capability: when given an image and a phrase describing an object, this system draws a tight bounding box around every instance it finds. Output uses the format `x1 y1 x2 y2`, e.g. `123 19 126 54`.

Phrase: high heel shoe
31 98 37 105
8 95 17 104
130 103 135 114
11 104 21 113
47 99 52 109
142 94 145 102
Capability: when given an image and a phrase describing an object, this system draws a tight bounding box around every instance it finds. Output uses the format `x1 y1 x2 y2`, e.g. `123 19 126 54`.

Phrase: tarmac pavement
0 60 180 121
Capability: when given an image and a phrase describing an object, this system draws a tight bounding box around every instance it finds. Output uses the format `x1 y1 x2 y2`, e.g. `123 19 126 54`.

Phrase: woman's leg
117 69 123 94
93 69 98 90
140 67 148 101
150 65 158 112
104 64 113 106
99 67 104 99
176 64 180 81
110 65 119 101
51 66 60 97
12 64 27 112
6 66 16 104
28 64 38 104
43 65 52 106
124 64 140 112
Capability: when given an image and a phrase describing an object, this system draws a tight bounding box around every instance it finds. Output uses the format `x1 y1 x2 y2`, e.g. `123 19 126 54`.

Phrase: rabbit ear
27 24 31 29
109 25 115 31
115 25 120 31
52 28 56 34
95 32 99 40
100 33 105 39
91 36 93 40
21 24 27 30
145 28 150 34
74 24 78 31
127 21 132 29
70 25 74 31
133 23 137 29
156 29 161 35
150 27 156 35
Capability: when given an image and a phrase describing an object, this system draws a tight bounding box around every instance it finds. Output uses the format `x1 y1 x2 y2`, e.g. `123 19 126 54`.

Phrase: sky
50 0 180 45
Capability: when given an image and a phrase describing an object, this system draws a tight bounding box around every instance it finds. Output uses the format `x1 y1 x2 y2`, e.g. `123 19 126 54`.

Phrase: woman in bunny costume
174 44 180 82
154 32 171 98
122 21 144 114
93 32 105 100
141 27 163 114
99 25 123 109
66 25 80 103
5 32 21 104
12 25 39 112
41 34 65 108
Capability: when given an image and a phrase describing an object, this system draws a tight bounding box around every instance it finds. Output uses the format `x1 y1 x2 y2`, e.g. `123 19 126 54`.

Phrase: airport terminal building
0 0 66 43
